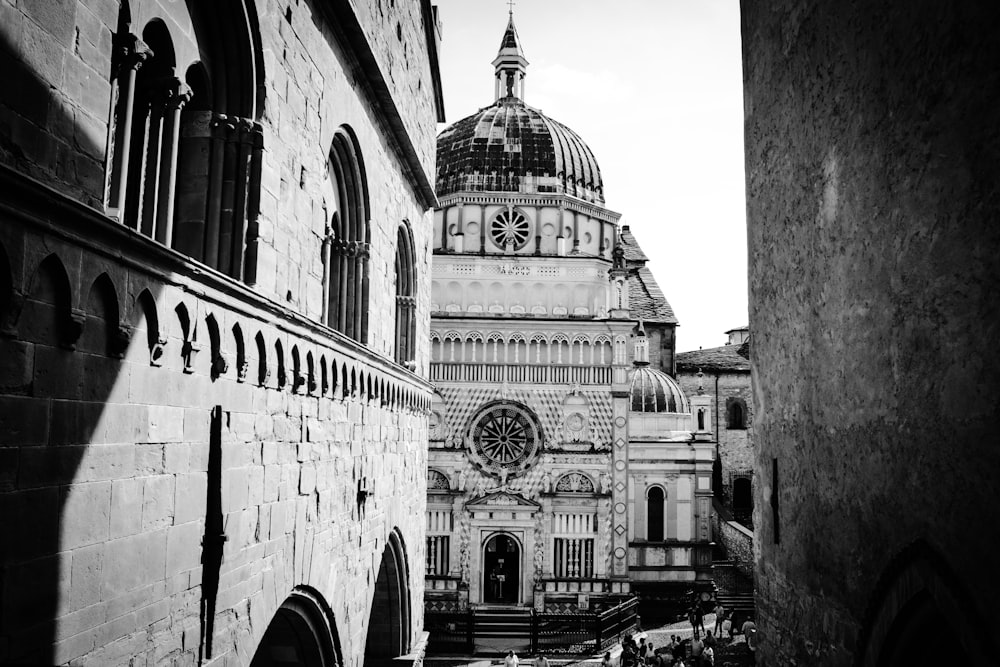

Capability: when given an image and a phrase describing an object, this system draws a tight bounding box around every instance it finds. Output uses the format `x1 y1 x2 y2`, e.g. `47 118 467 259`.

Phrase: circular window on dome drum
490 209 531 250
467 401 542 476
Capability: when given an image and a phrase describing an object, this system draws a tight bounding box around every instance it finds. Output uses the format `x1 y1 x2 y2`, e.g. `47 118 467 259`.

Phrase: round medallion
490 209 531 250
565 412 585 431
614 416 626 428
614 547 626 559
429 411 441 429
614 460 626 471
614 502 626 514
467 401 542 476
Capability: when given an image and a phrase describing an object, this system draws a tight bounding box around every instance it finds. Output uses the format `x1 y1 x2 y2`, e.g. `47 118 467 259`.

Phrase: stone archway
482 533 521 605
856 541 993 667
250 588 341 667
365 530 411 664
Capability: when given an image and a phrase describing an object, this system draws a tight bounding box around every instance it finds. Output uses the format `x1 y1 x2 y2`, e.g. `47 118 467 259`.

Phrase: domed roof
629 367 690 414
435 14 605 204
436 100 604 204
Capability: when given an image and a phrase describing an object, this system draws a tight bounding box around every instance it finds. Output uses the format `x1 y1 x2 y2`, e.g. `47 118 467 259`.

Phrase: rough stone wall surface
253 0 435 371
715 519 753 580
0 0 117 207
743 1 1000 664
0 0 437 375
0 0 438 665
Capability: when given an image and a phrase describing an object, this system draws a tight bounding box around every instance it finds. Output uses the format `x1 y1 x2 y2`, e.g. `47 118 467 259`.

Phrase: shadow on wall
0 25 106 207
0 18 226 662
0 239 168 663
0 17 131 662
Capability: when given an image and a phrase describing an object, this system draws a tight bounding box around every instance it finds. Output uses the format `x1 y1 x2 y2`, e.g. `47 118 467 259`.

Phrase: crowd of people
499 598 757 667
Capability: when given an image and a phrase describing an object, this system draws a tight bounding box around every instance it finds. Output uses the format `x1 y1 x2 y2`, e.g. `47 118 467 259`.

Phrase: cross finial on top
507 0 515 16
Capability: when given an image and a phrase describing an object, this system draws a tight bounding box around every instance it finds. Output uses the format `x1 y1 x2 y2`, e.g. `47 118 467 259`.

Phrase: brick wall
744 1 1000 663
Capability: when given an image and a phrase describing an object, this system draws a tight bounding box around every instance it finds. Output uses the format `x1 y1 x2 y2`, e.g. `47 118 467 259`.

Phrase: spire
492 11 528 101
498 13 522 55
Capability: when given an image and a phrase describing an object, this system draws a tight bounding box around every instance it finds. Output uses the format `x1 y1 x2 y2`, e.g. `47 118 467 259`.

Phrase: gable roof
619 226 677 325
676 343 751 373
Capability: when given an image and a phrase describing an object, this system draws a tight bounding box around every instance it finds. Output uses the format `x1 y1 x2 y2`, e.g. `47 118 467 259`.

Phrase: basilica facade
424 16 715 614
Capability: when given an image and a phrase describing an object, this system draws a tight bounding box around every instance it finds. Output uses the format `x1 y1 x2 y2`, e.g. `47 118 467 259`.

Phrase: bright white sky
433 0 747 352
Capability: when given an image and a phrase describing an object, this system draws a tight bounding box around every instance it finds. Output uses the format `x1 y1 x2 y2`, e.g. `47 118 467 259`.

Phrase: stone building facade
423 16 715 616
744 1 999 664
0 0 443 665
677 327 752 525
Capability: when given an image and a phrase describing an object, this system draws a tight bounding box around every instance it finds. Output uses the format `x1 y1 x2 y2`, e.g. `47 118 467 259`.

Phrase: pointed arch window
321 127 370 343
394 221 417 369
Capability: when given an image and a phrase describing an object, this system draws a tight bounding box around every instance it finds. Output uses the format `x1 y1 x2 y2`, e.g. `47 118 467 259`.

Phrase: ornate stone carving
466 401 542 478
555 472 595 493
427 469 451 490
150 336 167 367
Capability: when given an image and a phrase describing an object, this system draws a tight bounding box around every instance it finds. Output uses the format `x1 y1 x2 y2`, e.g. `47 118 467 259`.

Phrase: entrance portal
483 534 520 604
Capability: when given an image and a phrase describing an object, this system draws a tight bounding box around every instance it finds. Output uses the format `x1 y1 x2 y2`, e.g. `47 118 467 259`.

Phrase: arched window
394 221 417 369
727 399 747 429
107 2 265 282
322 127 370 343
647 486 665 542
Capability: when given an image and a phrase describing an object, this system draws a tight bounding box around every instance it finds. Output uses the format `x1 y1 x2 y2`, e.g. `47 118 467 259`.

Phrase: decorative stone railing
430 362 612 385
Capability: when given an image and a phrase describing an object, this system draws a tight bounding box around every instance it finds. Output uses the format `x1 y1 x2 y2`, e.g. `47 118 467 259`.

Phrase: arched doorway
483 533 520 604
250 589 341 667
365 530 411 665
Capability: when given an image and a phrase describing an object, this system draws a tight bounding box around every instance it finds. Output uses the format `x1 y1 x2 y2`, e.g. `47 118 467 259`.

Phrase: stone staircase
711 558 755 626
470 607 533 653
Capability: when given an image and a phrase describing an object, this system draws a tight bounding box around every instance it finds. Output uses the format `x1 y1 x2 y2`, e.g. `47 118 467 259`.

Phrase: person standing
720 612 733 640
505 650 519 667
692 603 705 635
601 651 614 667
712 600 725 632
690 632 704 666
535 654 550 667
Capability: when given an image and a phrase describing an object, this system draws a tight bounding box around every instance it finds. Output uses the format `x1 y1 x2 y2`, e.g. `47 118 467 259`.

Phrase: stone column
155 78 193 247
203 114 230 270
321 225 333 323
571 211 580 254
109 35 152 218
610 351 630 582
455 203 465 252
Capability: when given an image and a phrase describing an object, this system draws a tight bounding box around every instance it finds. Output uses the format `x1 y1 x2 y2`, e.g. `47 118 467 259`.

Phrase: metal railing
425 596 638 655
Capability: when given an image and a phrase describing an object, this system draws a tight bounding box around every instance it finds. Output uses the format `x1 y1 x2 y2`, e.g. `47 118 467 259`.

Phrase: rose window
467 402 542 475
490 209 530 250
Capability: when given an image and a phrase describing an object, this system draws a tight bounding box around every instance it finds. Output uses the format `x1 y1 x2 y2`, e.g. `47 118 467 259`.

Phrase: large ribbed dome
436 99 605 204
629 367 690 414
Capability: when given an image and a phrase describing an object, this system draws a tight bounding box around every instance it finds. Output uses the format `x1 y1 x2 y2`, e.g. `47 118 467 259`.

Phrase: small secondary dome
629 367 690 414
435 14 605 204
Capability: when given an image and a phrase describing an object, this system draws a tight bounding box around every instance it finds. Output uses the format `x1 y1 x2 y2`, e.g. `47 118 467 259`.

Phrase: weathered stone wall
252 0 436 370
0 0 439 664
677 370 752 500
714 518 753 580
743 1 1000 664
